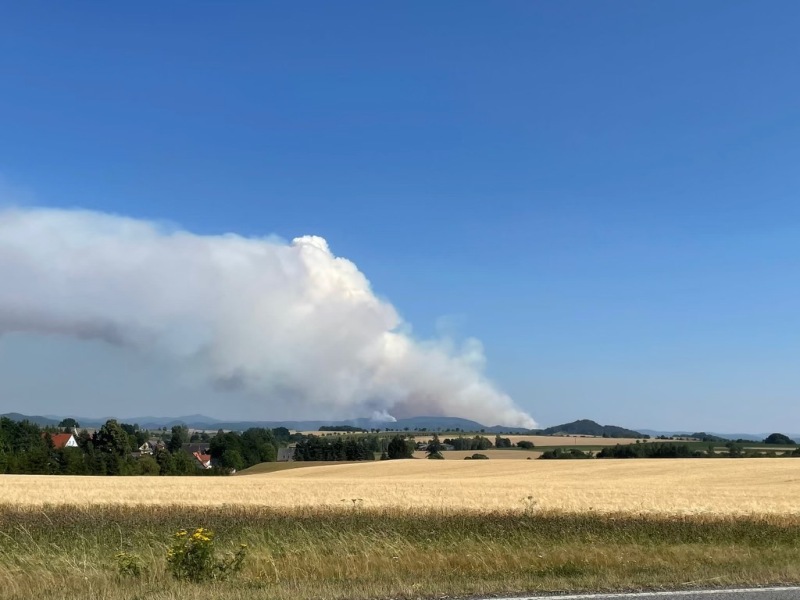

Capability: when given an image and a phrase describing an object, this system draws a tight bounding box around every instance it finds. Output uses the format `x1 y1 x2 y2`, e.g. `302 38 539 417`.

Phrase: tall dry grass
2 504 800 600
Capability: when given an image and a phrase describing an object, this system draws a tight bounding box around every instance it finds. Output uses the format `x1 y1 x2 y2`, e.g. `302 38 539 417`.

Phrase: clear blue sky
1 1 799 431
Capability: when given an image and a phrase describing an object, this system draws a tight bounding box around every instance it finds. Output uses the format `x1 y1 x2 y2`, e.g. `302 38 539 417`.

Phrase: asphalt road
492 588 800 600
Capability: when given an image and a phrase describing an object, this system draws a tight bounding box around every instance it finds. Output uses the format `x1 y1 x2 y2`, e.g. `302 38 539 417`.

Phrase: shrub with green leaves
166 527 247 582
114 551 143 578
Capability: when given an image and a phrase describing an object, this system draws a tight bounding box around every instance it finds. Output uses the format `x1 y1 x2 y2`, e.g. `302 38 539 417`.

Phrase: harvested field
411 449 542 459
2 458 799 515
237 460 358 474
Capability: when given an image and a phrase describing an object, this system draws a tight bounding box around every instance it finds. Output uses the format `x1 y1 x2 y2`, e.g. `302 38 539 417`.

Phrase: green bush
540 448 593 460
166 527 246 582
494 436 512 448
114 551 143 578
387 435 415 459
443 435 493 450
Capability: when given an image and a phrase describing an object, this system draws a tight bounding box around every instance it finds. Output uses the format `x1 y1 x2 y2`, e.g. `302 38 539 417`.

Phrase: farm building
182 443 211 455
138 439 166 455
277 447 296 462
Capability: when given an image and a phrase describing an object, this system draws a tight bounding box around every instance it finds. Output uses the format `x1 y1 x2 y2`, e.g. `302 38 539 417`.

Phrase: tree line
540 441 800 460
294 436 375 461
0 417 201 475
0 417 303 475
210 427 300 470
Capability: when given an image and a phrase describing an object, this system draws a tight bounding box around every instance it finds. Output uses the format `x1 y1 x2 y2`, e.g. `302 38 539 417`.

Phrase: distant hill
689 432 729 442
637 429 767 442
0 412 531 433
0 413 60 427
541 419 645 438
10 412 788 440
367 416 531 433
196 416 530 434
120 414 223 428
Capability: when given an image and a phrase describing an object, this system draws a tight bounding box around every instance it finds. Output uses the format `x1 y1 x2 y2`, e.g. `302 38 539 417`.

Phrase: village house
44 432 79 449
192 451 213 469
138 439 166 455
277 447 295 462
182 442 211 455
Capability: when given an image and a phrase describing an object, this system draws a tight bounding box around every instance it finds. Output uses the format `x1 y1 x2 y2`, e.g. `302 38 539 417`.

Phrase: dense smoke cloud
0 207 537 428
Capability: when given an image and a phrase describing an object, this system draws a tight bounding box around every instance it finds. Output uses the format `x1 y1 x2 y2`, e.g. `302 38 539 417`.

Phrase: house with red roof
192 451 212 469
45 432 79 449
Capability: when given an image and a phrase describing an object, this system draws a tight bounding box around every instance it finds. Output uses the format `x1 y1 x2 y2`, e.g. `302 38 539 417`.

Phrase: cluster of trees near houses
0 416 193 475
0 415 511 474
0 417 432 474
0 416 304 476
208 427 301 471
11 412 797 475
293 433 427 461
294 436 377 461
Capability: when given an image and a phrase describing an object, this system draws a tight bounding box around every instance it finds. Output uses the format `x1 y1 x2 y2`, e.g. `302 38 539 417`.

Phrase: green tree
94 420 130 457
155 447 175 475
57 447 89 475
387 435 414 459
426 434 444 459
168 425 190 454
138 455 161 475
75 430 92 450
240 428 278 464
120 423 148 451
58 418 80 431
220 449 245 472
173 450 199 474
725 442 744 457
763 433 795 445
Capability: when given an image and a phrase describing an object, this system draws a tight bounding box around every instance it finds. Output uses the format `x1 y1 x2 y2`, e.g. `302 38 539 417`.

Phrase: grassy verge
2 504 800 600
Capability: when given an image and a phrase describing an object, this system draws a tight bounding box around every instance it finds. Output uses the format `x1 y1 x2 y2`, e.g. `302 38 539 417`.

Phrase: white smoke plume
0 207 537 428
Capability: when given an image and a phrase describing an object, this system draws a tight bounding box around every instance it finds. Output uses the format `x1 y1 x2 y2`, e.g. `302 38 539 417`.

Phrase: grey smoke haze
0 207 537 428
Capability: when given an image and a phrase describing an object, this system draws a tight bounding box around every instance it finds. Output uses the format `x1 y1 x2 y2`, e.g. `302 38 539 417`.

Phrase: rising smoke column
0 207 537 428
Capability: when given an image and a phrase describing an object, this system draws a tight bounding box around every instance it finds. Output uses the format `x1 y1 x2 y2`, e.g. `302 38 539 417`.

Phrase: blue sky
1 1 799 431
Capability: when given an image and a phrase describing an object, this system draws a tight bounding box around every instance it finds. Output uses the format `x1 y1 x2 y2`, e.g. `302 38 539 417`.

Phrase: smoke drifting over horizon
0 207 537 428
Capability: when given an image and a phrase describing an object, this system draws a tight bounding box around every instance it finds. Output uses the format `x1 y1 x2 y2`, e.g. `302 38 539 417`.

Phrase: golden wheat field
2 459 799 515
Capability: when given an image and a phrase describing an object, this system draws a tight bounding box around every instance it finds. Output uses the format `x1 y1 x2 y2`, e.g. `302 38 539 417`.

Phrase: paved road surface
492 588 800 600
